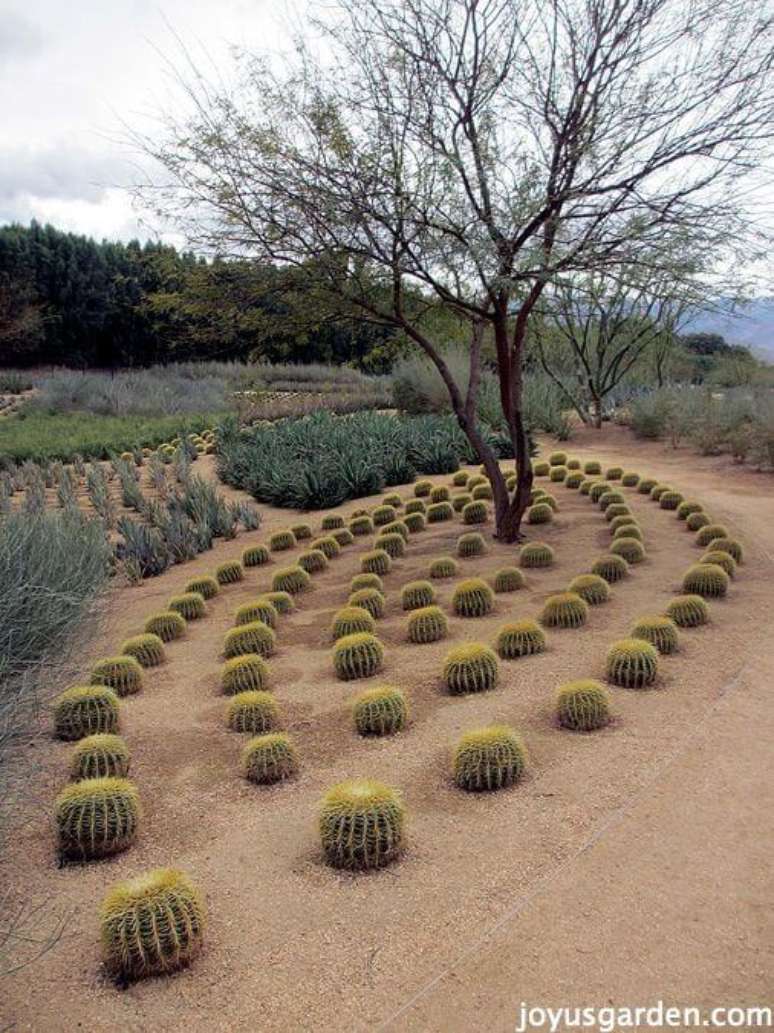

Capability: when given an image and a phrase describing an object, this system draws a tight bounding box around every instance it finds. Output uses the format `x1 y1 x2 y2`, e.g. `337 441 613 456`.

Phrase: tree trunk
591 394 603 429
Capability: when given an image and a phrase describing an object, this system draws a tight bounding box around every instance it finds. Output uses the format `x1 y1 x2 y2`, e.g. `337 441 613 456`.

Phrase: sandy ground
1 425 772 1033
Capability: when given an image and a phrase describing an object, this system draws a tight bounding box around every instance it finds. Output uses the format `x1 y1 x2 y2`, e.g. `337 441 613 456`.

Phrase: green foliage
216 560 244 585
332 632 384 680
583 461 602 475
263 590 294 614
695 523 730 548
55 776 139 860
496 619 546 659
401 580 435 610
297 548 329 574
144 611 186 643
706 537 743 564
682 563 729 597
90 657 143 698
272 565 311 594
221 654 270 694
659 490 683 510
665 594 709 628
121 633 165 668
452 577 495 617
224 621 276 660
235 599 279 628
168 592 206 621
349 515 374 535
429 556 459 578
686 511 711 531
610 537 646 564
519 542 554 568
453 725 526 791
100 868 205 981
631 615 680 654
621 472 640 487
71 734 130 780
242 544 270 568
242 732 298 784
677 500 703 520
540 592 588 628
606 638 658 688
404 511 426 532
457 532 486 558
184 575 220 600
332 606 376 639
352 686 408 736
591 553 629 583
377 532 406 558
406 605 448 643
427 501 454 522
568 573 610 605
348 588 385 619
227 691 278 733
361 549 392 575
556 680 611 731
443 643 499 694
701 550 737 577
319 779 404 870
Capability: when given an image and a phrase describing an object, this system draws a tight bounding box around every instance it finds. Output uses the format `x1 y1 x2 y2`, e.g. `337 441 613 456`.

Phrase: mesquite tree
139 0 774 540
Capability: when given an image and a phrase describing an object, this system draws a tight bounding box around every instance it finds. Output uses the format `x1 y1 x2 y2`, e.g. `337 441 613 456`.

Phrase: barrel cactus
414 480 433 497
291 523 313 540
659 490 683 510
242 544 270 568
311 535 341 559
583 460 602 475
496 619 546 659
605 466 623 480
706 536 743 564
235 598 278 628
682 563 729 598
319 779 404 870
579 479 594 495
55 777 139 860
613 523 643 542
90 657 142 697
353 686 408 736
268 529 296 553
606 638 658 688
221 653 270 694
591 554 629 583
610 537 646 564
462 500 487 524
527 502 553 524
377 532 405 559
700 550 737 578
621 472 640 487
185 574 219 599
568 573 610 605
536 492 559 512
404 512 426 533
54 686 119 741
599 490 625 511
665 594 709 628
242 733 298 784
453 725 526 791
493 567 525 593
272 565 311 594
382 520 409 541
555 679 611 731
401 580 435 610
567 458 581 470
297 548 328 574
121 633 165 668
686 511 711 531
226 691 279 733
452 470 469 486
427 501 454 523
549 451 567 466
533 461 550 476
430 485 451 503
589 482 610 503
332 606 375 639
361 549 392 575
540 592 588 629
519 542 554 568
443 642 498 693
351 572 383 593
565 471 584 488
321 514 345 530
677 500 703 520
407 605 448 644
456 532 486 558
452 577 494 617
216 560 244 585
631 615 680 654
100 868 205 982
609 514 638 534
332 528 355 547
605 503 631 522
348 588 385 619
144 611 186 643
263 591 293 615
382 492 402 508
70 734 130 780
349 515 374 536
333 632 384 680
472 483 493 500
637 477 657 494
429 556 458 579
405 499 426 515
549 466 567 483
224 621 276 659
372 504 396 526
168 592 206 621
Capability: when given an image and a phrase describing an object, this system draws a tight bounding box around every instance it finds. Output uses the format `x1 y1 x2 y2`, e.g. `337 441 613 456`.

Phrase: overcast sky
0 0 300 243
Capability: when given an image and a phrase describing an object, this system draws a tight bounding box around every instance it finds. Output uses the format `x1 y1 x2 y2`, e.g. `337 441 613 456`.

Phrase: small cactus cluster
457 532 486 557
452 578 495 617
700 550 737 578
216 560 244 585
169 592 206 620
682 563 729 598
519 542 554 568
348 587 385 619
377 532 405 559
242 733 298 784
221 654 269 694
70 734 130 780
610 537 646 564
568 573 610 605
462 500 488 524
100 868 205 981
591 554 629 583
236 598 280 629
401 580 435 610
90 657 142 697
631 615 679 654
311 535 341 559
496 619 546 659
298 548 328 574
527 502 553 524
226 691 278 733
350 515 374 535
429 556 458 579
272 566 311 594
185 574 219 599
606 639 658 688
352 686 408 736
665 594 709 628
621 472 640 487
453 725 526 791
319 779 404 870
493 567 524 593
444 643 499 694
407 605 448 644
270 530 297 551
427 501 454 523
144 611 186 643
540 592 588 629
556 680 611 731
55 776 139 859
332 606 375 639
224 621 276 660
121 634 165 668
321 514 345 530
361 549 392 575
333 632 384 680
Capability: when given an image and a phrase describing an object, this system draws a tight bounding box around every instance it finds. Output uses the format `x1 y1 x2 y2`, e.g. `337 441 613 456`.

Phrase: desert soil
1 425 772 1033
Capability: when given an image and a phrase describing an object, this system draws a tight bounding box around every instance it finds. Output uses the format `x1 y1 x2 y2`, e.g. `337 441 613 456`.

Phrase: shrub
472 483 493 500
540 592 588 629
519 542 554 568
462 500 488 524
549 451 567 466
533 461 550 476
353 686 408 736
621 472 640 487
637 477 657 494
682 563 729 598
332 606 376 639
565 471 584 488
427 501 454 523
659 490 683 510
348 588 385 619
686 511 711 532
605 503 631 522
665 594 709 628
242 733 298 784
224 622 276 660
613 524 643 542
407 605 448 644
599 490 625 511
583 460 602 475
377 532 405 559
701 550 737 578
631 615 680 654
706 537 743 564
321 514 345 531
90 657 142 698
221 654 269 694
361 549 392 575
144 611 186 643
591 554 629 583
610 537 646 564
100 868 205 981
291 523 313 540
568 573 610 605
311 535 341 560
401 580 435 610
443 643 499 694
351 572 383 593
607 638 658 688
168 592 206 621
216 560 244 585
496 619 546 659
589 482 610 503
695 523 730 548
55 776 139 860
453 725 526 792
527 502 553 524
557 680 611 731
403 512 426 533
677 501 703 520
372 505 396 527
452 577 495 617
269 530 296 552
457 532 486 558
549 466 567 483
70 733 131 780
263 591 294 614
272 566 311 594
349 515 374 535
242 544 270 568
319 779 404 870
493 567 525 593
414 480 433 497
333 632 384 680
235 599 279 628
405 499 426 515
226 691 278 733
184 575 220 600
298 548 329 574
121 634 165 668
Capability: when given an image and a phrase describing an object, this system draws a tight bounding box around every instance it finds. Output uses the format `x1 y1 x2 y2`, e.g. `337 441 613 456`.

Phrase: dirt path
2 426 772 1032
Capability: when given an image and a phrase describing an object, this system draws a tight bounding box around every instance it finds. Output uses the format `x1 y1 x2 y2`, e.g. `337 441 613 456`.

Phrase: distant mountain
685 298 774 361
